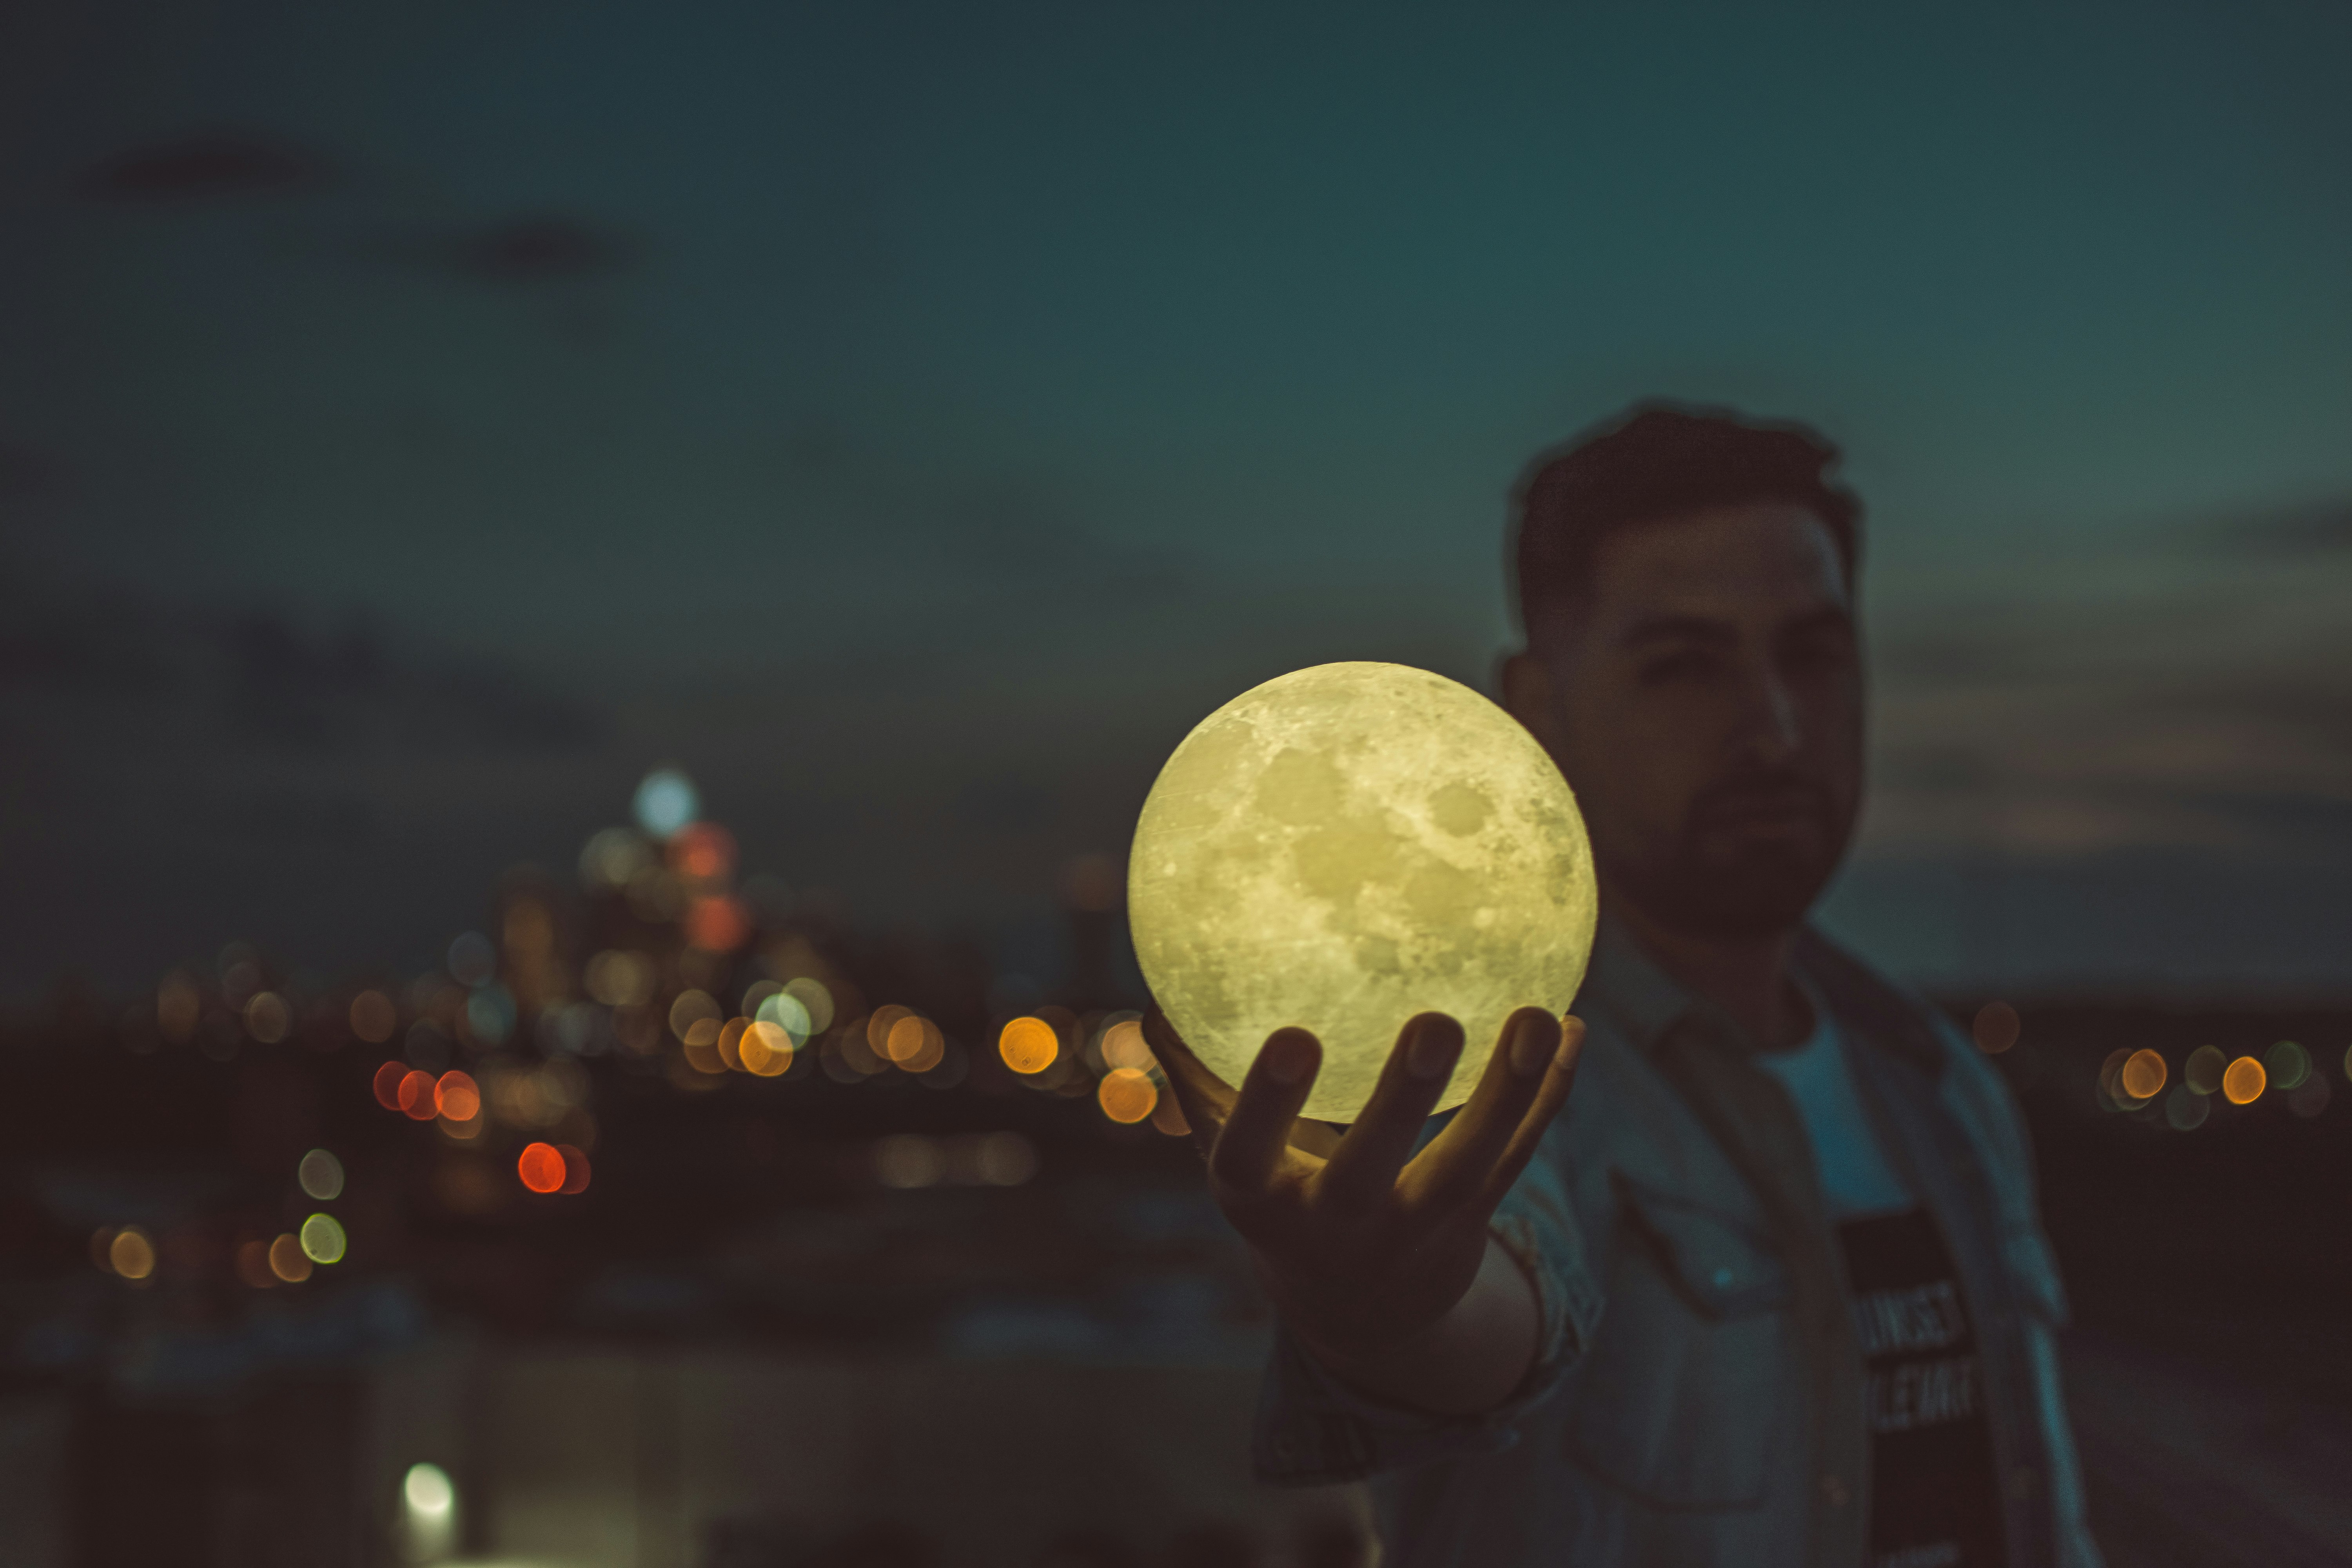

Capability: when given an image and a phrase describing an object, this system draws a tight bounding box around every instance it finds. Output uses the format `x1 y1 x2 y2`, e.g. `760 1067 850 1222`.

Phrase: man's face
1508 503 1864 940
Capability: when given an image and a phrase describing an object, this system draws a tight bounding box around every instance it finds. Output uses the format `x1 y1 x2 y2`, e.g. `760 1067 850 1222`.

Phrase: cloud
75 129 335 202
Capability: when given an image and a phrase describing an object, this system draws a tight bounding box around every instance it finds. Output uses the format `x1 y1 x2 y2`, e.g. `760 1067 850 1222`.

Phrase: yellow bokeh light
2119 1049 2167 1101
109 1227 156 1280
245 991 292 1044
269 1233 313 1283
1100 1018 1154 1072
350 989 398 1044
1098 1067 1158 1124
740 1019 795 1076
999 1016 1058 1074
1129 662 1597 1122
2222 1056 2267 1105
299 1213 347 1265
717 1016 749 1071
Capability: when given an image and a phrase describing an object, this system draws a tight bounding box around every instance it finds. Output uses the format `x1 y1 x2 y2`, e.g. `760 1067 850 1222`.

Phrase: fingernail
1510 1014 1559 1076
1264 1033 1313 1085
1553 1027 1583 1074
1406 1016 1460 1079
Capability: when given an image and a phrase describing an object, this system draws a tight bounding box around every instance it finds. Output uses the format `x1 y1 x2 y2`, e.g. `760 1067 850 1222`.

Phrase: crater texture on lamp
1129 662 1597 1123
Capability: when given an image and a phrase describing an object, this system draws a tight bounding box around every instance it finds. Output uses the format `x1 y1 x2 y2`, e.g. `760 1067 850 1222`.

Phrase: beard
1612 771 1853 939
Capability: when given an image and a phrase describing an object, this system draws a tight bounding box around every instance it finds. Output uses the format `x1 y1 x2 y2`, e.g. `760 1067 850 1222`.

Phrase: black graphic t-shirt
1838 1209 2007 1568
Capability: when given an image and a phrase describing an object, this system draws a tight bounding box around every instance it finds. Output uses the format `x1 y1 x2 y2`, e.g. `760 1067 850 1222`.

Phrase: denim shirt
1252 920 2101 1568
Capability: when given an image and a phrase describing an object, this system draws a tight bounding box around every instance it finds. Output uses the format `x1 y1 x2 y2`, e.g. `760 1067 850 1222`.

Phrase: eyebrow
1617 604 1855 651
1618 613 1737 650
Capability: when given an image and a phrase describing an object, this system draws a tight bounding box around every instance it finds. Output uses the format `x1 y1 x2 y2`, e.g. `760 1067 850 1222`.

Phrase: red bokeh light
434 1069 481 1121
399 1070 439 1121
670 822 736 881
372 1061 409 1111
556 1144 592 1194
685 895 750 953
517 1142 566 1194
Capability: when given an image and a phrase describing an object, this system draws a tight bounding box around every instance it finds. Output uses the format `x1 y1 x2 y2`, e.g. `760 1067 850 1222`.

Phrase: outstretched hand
1147 1004 1584 1375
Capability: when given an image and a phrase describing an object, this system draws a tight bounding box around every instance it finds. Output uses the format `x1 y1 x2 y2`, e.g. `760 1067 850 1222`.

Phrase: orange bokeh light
399 1070 439 1120
236 1239 276 1289
1150 1089 1191 1138
741 1020 793 1076
717 1017 749 1072
373 1061 410 1110
434 1070 481 1121
517 1142 567 1194
998 1016 1058 1075
2223 1056 2267 1105
268 1233 312 1283
556 1145 592 1194
2119 1049 2167 1101
1098 1067 1158 1124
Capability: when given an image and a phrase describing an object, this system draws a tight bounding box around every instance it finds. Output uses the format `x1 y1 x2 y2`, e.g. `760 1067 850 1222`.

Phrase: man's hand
1147 1005 1584 1414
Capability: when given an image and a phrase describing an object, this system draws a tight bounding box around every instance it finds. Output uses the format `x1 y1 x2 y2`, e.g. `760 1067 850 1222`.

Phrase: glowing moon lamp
1129 662 1597 1124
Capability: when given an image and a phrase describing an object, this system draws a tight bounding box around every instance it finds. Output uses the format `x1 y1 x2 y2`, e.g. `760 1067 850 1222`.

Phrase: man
1150 405 2098 1567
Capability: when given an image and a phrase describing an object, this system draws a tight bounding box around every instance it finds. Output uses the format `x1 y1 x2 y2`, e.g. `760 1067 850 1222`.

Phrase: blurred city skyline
4 0 2349 999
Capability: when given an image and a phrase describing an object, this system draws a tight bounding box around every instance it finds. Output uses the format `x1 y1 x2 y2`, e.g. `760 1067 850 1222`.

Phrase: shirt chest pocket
1562 1180 1796 1510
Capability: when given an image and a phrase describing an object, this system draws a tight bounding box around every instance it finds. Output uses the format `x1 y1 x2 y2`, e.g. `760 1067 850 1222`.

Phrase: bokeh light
1100 1018 1154 1072
350 989 397 1044
875 1134 946 1189
157 971 201 1044
2119 1049 2167 1100
633 767 699 838
784 976 835 1033
755 990 813 1045
299 1213 347 1265
446 931 497 988
244 991 291 1044
517 1143 566 1194
715 1016 750 1071
2163 1084 2210 1132
400 1070 440 1121
2185 1045 2227 1096
669 989 721 1044
235 1239 275 1289
108 1227 156 1281
885 1014 945 1072
402 1461 457 1563
2222 1056 2267 1105
434 1071 481 1122
556 1145 592 1194
373 1061 410 1110
297 1148 345 1200
740 1020 794 1076
1971 1000 2021 1054
999 1016 1058 1074
2266 1040 2310 1091
974 1131 1040 1186
579 825 653 889
686 895 750 953
1098 1067 1158 1124
585 949 657 1007
268 1234 312 1283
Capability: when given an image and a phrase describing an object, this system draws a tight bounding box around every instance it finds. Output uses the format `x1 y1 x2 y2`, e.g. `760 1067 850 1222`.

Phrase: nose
1735 665 1802 766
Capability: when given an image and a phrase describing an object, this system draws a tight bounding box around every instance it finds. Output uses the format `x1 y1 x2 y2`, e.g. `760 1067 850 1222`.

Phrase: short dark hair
1510 401 1863 642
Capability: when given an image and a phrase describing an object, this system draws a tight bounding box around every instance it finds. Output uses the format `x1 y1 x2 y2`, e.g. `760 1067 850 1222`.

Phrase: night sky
4 0 2348 1000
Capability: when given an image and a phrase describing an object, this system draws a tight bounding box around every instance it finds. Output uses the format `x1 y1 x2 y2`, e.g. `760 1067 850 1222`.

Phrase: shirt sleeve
1250 1115 1604 1485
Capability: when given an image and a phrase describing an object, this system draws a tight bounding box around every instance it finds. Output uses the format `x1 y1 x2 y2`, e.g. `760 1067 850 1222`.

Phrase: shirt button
1821 1474 1850 1508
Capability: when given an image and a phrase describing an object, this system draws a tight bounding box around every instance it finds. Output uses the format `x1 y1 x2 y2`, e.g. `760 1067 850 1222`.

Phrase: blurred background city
2 2 2349 1565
